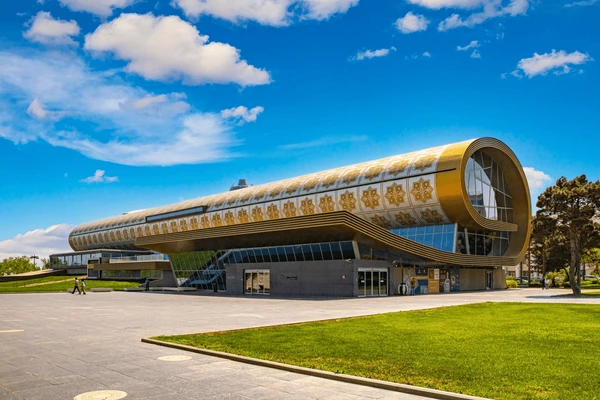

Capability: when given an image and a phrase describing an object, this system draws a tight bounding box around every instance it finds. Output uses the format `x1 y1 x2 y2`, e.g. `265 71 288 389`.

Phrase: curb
141 338 489 400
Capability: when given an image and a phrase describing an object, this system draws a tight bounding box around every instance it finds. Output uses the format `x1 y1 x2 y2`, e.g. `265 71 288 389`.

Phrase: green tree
536 175 600 294
582 248 600 276
531 212 570 276
0 256 38 275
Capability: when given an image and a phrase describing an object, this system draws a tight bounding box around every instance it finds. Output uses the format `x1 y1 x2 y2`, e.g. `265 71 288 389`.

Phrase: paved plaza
1 289 599 400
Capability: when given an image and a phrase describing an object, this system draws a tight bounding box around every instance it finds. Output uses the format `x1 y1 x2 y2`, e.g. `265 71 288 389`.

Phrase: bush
563 281 571 288
506 279 518 289
529 281 542 288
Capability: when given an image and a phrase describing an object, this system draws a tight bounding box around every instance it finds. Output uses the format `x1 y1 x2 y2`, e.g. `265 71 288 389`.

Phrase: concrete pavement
1 288 598 400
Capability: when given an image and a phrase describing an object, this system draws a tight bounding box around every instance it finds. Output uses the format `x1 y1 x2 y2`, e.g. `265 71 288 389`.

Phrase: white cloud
437 0 528 31
457 40 479 51
353 47 396 61
422 51 431 57
84 13 271 87
565 0 598 7
58 0 138 17
280 135 368 150
523 167 551 191
515 50 593 78
395 12 429 33
0 224 74 262
24 12 80 46
0 50 254 166
407 0 485 8
471 49 481 58
81 169 118 183
172 0 359 25
301 0 359 20
220 106 264 125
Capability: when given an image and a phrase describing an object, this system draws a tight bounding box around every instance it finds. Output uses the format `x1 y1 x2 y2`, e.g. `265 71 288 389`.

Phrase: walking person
145 277 150 292
72 277 81 294
81 278 86 295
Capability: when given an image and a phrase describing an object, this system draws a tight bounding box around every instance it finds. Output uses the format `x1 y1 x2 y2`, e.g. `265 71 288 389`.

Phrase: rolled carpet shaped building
66 137 531 296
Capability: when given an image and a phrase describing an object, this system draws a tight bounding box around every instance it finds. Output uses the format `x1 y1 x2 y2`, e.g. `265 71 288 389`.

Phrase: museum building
55 137 532 297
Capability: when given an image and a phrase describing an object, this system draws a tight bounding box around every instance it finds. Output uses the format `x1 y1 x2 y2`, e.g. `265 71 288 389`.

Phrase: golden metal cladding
68 137 531 265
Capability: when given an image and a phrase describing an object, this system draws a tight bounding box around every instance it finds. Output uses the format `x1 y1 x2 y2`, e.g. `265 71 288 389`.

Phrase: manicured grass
0 276 140 292
154 303 600 400
581 290 600 297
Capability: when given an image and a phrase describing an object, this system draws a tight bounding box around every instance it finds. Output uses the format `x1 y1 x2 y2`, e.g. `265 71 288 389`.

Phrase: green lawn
154 303 600 400
0 275 140 292
581 290 600 297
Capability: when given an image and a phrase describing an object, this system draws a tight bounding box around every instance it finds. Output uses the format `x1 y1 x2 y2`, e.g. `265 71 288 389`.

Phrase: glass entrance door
358 268 388 297
244 269 270 295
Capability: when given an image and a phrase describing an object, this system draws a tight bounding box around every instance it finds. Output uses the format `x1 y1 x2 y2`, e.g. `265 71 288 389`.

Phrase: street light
29 255 39 270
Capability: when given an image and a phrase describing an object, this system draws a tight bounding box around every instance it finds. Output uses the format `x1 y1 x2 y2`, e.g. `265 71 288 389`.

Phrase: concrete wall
494 267 506 290
226 259 393 297
460 268 486 291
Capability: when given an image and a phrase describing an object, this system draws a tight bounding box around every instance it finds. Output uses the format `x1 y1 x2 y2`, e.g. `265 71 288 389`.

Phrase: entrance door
485 271 494 290
244 269 270 294
358 268 388 297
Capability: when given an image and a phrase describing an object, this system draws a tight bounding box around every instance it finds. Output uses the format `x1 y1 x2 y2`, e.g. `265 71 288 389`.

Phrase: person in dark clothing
145 277 150 292
72 277 81 294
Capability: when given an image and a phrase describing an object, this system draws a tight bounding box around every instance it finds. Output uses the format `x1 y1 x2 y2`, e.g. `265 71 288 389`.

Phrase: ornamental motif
212 214 223 227
361 187 380 210
319 195 335 212
269 184 285 198
300 198 315 215
145 225 152 236
92 233 99 243
283 201 297 217
224 211 236 225
160 222 168 234
420 208 444 224
364 164 384 181
251 207 264 222
339 191 357 211
129 227 136 239
82 236 89 246
411 178 434 203
413 154 437 171
238 209 250 223
200 215 211 229
321 174 338 188
285 181 300 194
136 226 144 237
170 221 179 233
385 183 406 206
395 211 417 226
190 217 199 230
388 159 409 176
267 204 280 220
104 232 111 242
254 187 270 200
342 169 361 184
109 231 116 242
180 219 189 231
116 230 123 241
302 177 320 192
371 215 391 229
239 190 254 204
123 229 129 240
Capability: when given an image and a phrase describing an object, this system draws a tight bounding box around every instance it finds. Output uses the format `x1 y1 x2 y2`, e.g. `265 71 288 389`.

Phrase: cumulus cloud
437 0 528 31
220 106 264 125
564 0 598 7
24 11 80 46
457 40 479 51
58 0 137 17
422 51 431 57
0 50 257 166
513 50 593 77
81 169 118 183
353 47 396 61
0 224 74 262
172 0 359 25
471 49 482 58
395 11 429 33
84 13 270 87
523 167 551 192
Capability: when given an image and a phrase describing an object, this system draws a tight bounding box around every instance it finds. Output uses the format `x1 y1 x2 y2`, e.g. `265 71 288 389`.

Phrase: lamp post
30 255 40 270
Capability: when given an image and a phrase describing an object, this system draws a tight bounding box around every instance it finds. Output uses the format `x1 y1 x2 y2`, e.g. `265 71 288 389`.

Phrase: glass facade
465 150 513 222
389 224 456 252
169 241 357 290
456 228 510 256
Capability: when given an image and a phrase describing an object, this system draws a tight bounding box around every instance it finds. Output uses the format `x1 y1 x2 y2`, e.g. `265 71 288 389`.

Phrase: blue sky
0 0 598 260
